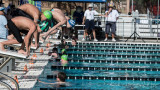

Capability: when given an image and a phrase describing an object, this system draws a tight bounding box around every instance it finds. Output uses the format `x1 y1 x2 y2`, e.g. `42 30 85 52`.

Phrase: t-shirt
105 9 119 22
0 15 8 39
84 10 99 20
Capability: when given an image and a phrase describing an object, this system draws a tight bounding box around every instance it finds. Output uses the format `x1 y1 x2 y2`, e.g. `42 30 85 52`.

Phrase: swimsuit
7 20 23 43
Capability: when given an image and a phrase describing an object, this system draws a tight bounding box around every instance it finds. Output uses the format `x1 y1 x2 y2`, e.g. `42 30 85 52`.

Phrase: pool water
34 42 160 90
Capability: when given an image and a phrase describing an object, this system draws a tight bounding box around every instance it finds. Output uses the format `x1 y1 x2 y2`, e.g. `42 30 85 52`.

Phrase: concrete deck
0 40 55 89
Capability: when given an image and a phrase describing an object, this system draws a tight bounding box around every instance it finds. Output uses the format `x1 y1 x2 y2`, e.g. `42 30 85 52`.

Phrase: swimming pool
34 42 160 90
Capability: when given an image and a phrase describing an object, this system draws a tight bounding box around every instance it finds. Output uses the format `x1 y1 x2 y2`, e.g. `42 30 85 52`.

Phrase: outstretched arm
24 25 36 56
44 20 67 38
33 24 39 48
38 79 56 85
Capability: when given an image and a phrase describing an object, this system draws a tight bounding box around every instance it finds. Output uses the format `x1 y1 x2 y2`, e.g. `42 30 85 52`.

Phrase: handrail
0 72 19 90
0 81 12 90
0 57 11 70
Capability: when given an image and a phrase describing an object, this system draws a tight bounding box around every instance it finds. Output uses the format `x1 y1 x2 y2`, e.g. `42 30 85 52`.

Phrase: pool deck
0 40 57 89
0 38 160 89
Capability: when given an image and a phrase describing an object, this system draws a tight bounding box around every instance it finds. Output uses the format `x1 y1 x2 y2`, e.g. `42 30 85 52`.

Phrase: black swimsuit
7 19 24 43
11 8 34 20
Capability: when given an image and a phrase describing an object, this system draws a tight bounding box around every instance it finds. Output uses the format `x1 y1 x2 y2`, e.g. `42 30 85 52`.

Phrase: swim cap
38 20 49 32
43 11 52 20
61 49 65 53
68 19 75 27
0 7 5 11
61 55 68 61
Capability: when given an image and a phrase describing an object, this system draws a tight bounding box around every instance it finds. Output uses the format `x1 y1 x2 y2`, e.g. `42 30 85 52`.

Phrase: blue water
34 42 160 90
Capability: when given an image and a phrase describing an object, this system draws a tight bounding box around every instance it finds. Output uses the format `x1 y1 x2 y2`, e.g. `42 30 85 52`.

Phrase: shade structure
33 0 106 2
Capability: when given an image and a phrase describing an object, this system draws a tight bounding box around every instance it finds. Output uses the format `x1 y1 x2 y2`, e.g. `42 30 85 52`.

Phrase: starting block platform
0 39 37 50
0 38 60 90
0 50 27 58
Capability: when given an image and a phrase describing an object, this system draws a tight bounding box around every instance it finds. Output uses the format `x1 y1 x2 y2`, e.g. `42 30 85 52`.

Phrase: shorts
7 20 23 43
105 21 116 34
85 19 95 30
0 28 8 39
11 8 34 20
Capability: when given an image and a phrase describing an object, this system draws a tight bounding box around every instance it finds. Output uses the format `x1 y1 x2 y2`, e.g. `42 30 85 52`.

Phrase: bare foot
31 43 36 47
18 50 27 56
0 43 6 51
35 44 39 49
31 43 39 49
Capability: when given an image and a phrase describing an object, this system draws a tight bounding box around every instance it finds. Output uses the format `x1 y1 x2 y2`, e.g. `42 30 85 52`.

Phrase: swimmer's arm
46 20 66 36
38 80 56 85
33 26 39 48
34 16 39 24
25 25 36 56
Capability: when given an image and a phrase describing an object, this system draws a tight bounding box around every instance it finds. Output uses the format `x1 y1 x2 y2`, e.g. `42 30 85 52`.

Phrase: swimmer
11 3 40 23
10 4 40 48
48 47 58 59
40 8 75 41
0 16 37 56
61 54 68 66
71 38 77 46
38 72 69 87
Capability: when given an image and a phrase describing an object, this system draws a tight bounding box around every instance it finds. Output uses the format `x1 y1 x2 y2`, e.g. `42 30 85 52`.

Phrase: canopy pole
158 0 159 19
100 3 102 13
132 0 133 13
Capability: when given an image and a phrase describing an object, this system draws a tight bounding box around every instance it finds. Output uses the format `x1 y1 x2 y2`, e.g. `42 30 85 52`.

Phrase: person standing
0 7 8 39
104 1 119 42
73 6 84 24
82 4 99 41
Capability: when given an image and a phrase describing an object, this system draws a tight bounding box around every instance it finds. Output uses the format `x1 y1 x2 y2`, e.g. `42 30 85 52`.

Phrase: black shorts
105 21 116 34
11 8 34 20
85 19 95 30
7 20 24 43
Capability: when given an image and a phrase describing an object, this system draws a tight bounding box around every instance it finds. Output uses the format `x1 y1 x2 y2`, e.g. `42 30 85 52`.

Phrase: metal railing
94 15 160 42
116 18 160 39
0 57 11 70
0 72 19 90
0 81 12 90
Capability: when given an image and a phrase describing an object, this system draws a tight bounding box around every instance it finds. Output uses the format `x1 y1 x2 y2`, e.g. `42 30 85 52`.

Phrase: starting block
0 39 36 50
0 50 27 58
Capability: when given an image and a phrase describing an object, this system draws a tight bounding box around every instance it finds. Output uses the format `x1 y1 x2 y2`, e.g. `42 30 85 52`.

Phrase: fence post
123 20 124 39
150 18 153 37
157 20 159 42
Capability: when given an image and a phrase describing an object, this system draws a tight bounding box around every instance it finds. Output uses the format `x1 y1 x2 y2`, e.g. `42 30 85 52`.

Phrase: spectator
82 4 99 42
0 7 8 39
104 1 119 42
73 6 84 24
